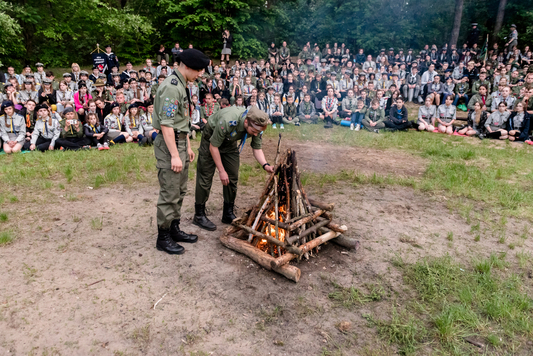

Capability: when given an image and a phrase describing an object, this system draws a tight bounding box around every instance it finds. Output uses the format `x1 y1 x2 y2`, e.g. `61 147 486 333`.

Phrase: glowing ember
256 205 288 253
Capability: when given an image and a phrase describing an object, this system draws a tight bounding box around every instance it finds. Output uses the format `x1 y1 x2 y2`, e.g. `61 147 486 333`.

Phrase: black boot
192 204 217 231
156 227 185 255
170 219 198 243
221 202 237 224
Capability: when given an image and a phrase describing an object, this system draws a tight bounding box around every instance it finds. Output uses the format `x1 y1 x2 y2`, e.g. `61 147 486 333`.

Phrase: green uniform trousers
195 124 240 205
154 133 189 229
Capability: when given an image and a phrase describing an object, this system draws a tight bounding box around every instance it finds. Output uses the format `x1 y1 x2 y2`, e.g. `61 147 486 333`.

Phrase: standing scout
193 106 274 231
152 49 209 255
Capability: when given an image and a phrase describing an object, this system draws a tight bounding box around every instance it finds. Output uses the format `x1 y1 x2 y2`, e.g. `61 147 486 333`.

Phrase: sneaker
97 143 104 151
139 136 149 147
280 124 284 129
82 145 91 150
103 142 110 150
295 122 300 126
191 130 196 140
373 129 380 134
417 96 423 104
350 123 354 131
355 124 360 131
272 124 277 129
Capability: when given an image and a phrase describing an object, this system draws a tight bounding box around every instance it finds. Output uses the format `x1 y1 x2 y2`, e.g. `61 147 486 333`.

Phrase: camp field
1 111 533 356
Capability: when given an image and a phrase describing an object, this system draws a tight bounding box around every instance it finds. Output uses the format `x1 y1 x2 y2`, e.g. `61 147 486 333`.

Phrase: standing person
104 45 119 75
152 49 209 255
467 23 480 48
279 41 290 62
505 25 518 54
193 106 273 231
221 29 233 63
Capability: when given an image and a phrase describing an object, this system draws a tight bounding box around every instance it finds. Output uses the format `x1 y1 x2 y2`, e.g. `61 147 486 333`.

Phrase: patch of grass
90 217 103 230
0 230 14 245
375 254 533 354
131 324 151 347
0 212 7 222
446 232 453 241
329 282 385 308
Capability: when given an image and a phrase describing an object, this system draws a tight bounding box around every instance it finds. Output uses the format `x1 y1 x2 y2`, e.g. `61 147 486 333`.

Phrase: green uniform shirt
207 106 262 150
153 69 191 133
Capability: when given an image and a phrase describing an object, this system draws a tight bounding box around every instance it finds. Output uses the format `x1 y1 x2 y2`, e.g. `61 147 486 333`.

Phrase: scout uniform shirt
207 106 262 153
342 97 358 112
125 114 146 136
153 70 190 134
485 111 510 131
0 113 26 143
31 117 61 147
437 104 457 124
418 105 436 123
365 108 385 123
59 118 84 139
104 113 123 131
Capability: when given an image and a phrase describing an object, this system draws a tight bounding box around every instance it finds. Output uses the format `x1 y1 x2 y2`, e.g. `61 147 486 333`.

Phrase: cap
43 78 52 84
63 107 75 114
35 104 49 111
471 23 478 26
98 74 106 78
36 62 44 67
177 49 210 70
4 83 13 88
80 70 89 76
380 48 385 52
112 73 121 77
246 106 270 128
510 24 516 28
78 81 87 89
130 70 137 74
63 73 72 78
105 44 112 48
145 100 154 107
24 80 33 84
399 48 404 51
25 73 34 77
94 79 105 87
462 75 469 79
320 59 327 63
389 47 394 51
1 101 14 109
23 64 31 69
408 48 413 51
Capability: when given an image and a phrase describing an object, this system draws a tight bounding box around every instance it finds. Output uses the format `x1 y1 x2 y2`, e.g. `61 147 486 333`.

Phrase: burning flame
257 205 287 253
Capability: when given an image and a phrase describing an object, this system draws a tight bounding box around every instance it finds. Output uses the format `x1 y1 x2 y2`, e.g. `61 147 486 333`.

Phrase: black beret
177 49 210 70
35 104 49 111
109 102 119 110
1 100 14 109
129 102 139 109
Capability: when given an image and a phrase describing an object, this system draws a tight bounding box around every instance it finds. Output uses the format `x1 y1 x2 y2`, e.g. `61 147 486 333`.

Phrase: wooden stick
283 163 291 221
271 231 340 269
234 223 302 255
318 227 359 250
285 212 313 224
289 209 324 231
248 189 274 242
274 176 279 243
308 198 335 211
86 279 105 287
244 164 280 228
287 218 332 245
316 217 348 233
260 216 290 230
220 232 301 282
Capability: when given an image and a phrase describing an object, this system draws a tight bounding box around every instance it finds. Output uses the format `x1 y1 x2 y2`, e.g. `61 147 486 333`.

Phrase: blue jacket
506 111 530 142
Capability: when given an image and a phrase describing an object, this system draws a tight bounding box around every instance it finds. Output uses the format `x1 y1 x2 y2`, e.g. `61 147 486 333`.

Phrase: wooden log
260 216 290 231
283 163 291 221
286 212 313 224
244 163 280 228
289 209 324 231
220 233 301 283
287 218 332 245
271 231 340 269
274 176 280 242
234 223 302 255
308 198 335 211
316 217 348 233
318 227 359 250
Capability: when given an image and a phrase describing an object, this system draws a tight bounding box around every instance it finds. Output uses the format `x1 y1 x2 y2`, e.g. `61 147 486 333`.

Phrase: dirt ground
0 140 531 356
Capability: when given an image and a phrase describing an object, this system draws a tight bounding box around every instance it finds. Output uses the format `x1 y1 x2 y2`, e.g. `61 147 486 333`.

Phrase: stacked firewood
220 135 358 282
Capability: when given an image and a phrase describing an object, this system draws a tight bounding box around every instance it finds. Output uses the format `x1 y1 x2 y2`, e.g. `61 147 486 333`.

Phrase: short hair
304 93 311 97
446 93 455 100
371 99 379 106
219 98 230 106
478 84 488 91
205 93 213 99
498 101 507 107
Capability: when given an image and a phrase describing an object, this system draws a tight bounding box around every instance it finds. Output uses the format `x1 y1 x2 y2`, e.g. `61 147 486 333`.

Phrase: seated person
83 112 109 150
298 93 319 124
484 102 510 140
103 102 132 144
453 75 470 109
55 107 90 150
29 104 60 151
0 100 25 153
268 94 284 129
458 101 488 137
436 94 457 135
321 88 339 129
362 99 385 133
506 101 530 141
349 100 366 131
427 75 444 106
417 96 436 132
283 95 299 126
468 85 492 112
384 96 410 131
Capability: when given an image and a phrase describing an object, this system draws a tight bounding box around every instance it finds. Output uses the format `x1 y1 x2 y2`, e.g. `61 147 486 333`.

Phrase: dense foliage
1 0 532 69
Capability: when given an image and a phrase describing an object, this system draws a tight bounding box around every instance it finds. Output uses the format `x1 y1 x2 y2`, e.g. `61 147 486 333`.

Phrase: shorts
107 130 123 140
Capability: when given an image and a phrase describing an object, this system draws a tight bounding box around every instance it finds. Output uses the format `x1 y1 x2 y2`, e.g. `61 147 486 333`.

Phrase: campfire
220 135 358 282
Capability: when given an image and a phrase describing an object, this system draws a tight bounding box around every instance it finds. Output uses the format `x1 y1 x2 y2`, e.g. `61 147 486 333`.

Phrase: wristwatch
262 163 270 170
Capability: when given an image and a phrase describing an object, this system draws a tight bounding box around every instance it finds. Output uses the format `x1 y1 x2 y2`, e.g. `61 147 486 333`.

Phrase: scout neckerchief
146 113 152 125
324 97 336 112
204 103 214 118
238 109 249 153
26 112 33 128
8 116 14 133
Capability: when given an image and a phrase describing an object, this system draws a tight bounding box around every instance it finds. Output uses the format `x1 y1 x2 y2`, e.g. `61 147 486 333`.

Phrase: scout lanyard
239 109 249 153
172 70 193 119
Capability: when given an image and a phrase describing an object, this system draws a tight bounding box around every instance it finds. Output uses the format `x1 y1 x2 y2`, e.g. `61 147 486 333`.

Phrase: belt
174 130 187 140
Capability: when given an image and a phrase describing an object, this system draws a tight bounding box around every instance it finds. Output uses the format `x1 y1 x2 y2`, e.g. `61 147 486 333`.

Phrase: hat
36 62 44 67
112 73 121 77
109 102 119 110
145 100 154 107
510 24 516 28
138 69 146 73
399 48 404 51
380 49 385 52
98 74 106 78
246 106 270 128
25 73 34 77
471 23 478 26
462 75 469 79
416 55 421 58
63 107 75 114
176 49 210 70
105 44 112 48
130 70 137 74
267 86 274 90
35 104 48 111
446 76 453 81
4 83 13 88
23 64 31 69
129 102 139 109
24 80 33 85
389 47 394 51
94 79 105 87
63 73 72 78
408 48 413 51
1 101 14 110
320 59 327 63
80 70 89 76
43 78 52 84
78 82 87 88
345 70 352 75
445 69 452 73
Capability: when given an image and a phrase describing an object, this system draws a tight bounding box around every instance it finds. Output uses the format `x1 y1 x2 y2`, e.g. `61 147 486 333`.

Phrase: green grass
0 230 14 245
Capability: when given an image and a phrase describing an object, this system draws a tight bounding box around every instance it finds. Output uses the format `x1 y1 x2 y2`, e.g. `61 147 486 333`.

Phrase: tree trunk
449 0 465 48
492 0 508 43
